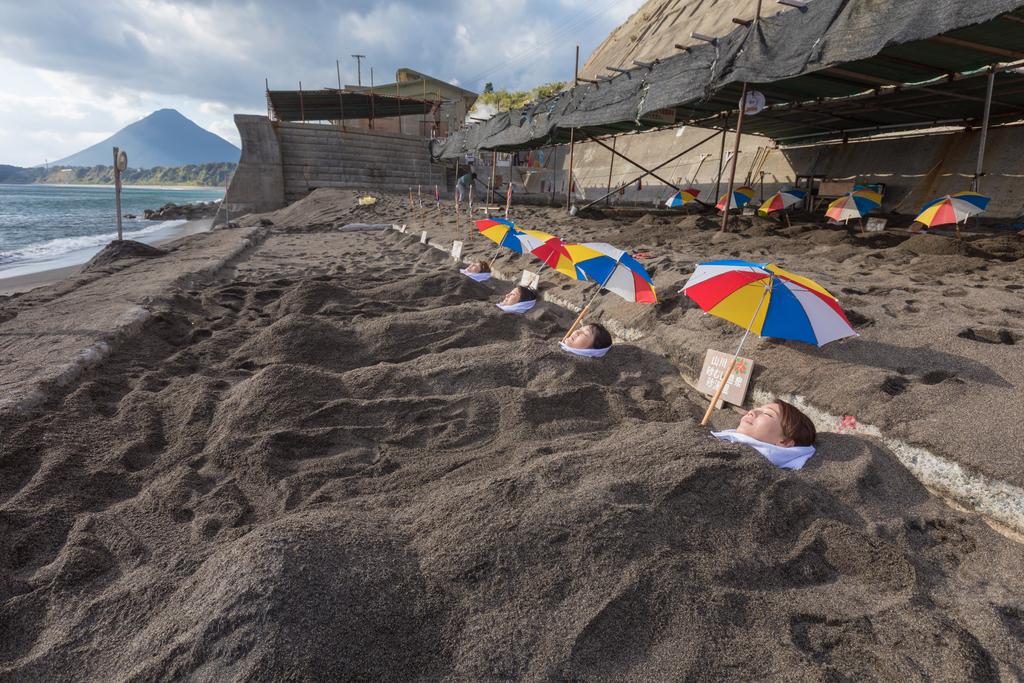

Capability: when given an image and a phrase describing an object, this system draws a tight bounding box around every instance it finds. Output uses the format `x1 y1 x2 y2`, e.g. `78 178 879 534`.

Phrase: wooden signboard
451 240 463 260
697 349 754 407
818 180 856 197
420 230 428 244
865 217 887 232
519 269 540 290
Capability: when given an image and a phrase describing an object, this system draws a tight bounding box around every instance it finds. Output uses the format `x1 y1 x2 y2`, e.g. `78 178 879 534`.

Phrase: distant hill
0 162 235 187
51 109 240 169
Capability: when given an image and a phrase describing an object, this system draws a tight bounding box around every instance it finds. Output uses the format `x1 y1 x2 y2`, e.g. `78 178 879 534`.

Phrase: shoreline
0 217 215 296
1 182 227 191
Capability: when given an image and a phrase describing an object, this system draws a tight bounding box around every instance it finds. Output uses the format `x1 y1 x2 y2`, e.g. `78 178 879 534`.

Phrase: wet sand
1 190 1022 680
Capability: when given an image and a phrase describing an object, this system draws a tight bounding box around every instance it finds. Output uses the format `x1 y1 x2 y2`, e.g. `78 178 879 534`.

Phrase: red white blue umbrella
716 186 755 212
665 188 701 208
682 259 856 423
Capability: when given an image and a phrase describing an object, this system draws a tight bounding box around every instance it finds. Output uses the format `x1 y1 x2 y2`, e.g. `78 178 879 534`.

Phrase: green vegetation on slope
474 82 568 113
0 162 235 187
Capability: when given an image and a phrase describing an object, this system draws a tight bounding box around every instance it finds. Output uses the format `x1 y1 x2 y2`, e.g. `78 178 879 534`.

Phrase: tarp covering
432 0 1024 158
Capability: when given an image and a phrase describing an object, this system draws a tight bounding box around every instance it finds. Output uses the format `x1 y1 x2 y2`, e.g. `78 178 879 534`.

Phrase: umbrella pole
562 257 621 342
785 211 791 228
701 283 770 426
488 243 503 268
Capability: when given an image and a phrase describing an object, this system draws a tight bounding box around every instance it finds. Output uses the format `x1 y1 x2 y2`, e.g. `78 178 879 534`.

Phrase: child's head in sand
736 399 816 448
564 323 612 351
501 286 537 306
465 261 490 274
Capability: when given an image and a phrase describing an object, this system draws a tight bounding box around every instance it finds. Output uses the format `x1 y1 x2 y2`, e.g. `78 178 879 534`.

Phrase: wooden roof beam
929 35 1024 61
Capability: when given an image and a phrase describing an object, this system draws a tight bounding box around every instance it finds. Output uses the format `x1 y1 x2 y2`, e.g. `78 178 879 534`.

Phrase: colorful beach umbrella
665 188 701 208
915 192 990 237
475 218 557 267
716 186 755 212
758 189 806 216
564 243 657 304
560 242 657 341
825 190 882 224
682 259 856 424
528 236 585 280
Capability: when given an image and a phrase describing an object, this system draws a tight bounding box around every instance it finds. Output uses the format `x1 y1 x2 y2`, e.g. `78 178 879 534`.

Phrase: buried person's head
564 323 612 351
736 399 816 448
500 286 537 306
465 261 491 274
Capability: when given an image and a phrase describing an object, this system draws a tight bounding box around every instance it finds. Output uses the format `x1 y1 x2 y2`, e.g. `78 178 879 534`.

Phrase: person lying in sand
460 261 491 282
496 285 537 313
712 399 817 470
560 323 613 358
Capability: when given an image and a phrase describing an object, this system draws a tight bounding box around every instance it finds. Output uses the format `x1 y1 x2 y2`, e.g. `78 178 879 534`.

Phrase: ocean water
0 184 225 278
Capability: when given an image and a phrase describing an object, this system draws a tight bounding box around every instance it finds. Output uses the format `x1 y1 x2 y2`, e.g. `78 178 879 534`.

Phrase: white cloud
0 0 643 166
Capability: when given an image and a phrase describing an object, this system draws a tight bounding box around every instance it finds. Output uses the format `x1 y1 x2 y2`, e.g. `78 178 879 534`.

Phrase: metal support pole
578 129 721 212
112 146 123 241
566 45 579 211
550 145 558 205
721 82 749 232
489 151 497 207
605 137 616 206
369 68 375 129
715 126 727 198
974 66 996 192
336 61 346 130
584 132 682 192
396 81 402 134
298 81 305 122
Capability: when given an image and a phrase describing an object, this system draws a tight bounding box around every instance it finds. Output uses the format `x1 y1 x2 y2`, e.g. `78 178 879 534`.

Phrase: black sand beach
1 190 1022 680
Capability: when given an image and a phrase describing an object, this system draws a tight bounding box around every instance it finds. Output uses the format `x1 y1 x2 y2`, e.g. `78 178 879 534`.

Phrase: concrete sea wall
222 116 443 219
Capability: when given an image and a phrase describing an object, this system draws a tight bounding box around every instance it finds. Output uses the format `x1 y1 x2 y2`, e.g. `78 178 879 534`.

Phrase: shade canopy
432 1 1024 158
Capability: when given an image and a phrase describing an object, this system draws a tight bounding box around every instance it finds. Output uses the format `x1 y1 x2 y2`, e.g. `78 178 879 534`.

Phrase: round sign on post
742 90 766 116
116 149 128 171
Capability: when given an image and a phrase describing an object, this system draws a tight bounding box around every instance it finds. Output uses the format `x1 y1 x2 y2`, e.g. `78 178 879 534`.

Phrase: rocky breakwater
143 200 221 221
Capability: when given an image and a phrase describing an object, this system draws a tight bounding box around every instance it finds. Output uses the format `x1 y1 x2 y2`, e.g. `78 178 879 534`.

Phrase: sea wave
0 220 187 265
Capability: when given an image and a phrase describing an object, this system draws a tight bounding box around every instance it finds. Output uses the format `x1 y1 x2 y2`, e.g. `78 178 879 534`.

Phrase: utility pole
351 54 365 86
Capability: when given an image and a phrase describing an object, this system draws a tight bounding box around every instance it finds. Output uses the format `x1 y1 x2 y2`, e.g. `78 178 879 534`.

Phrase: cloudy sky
0 0 645 166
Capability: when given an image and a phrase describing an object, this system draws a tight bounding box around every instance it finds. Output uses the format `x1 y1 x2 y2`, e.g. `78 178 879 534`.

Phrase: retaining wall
222 117 445 218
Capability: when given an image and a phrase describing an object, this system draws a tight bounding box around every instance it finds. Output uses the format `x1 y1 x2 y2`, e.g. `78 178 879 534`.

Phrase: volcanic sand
1 190 1023 680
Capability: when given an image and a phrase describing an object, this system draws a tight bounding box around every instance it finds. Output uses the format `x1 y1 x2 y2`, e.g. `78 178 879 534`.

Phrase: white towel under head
711 429 815 470
496 300 536 314
559 341 611 358
460 268 492 282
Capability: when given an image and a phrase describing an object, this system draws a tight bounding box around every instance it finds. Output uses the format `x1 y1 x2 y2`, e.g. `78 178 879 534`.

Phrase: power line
461 0 625 88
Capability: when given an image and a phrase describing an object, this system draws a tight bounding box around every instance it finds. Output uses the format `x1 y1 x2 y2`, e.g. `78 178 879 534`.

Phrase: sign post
698 349 754 408
113 146 128 241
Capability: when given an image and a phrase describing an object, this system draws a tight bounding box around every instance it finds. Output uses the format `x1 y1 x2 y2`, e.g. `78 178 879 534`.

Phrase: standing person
456 171 477 203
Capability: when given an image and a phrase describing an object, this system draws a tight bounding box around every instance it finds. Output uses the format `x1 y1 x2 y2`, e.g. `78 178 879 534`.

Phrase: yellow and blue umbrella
682 259 856 424
564 243 657 304
665 188 701 208
915 191 990 230
759 189 806 215
560 242 657 341
716 186 755 212
825 190 881 223
475 218 553 254
476 218 556 265
683 260 855 347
